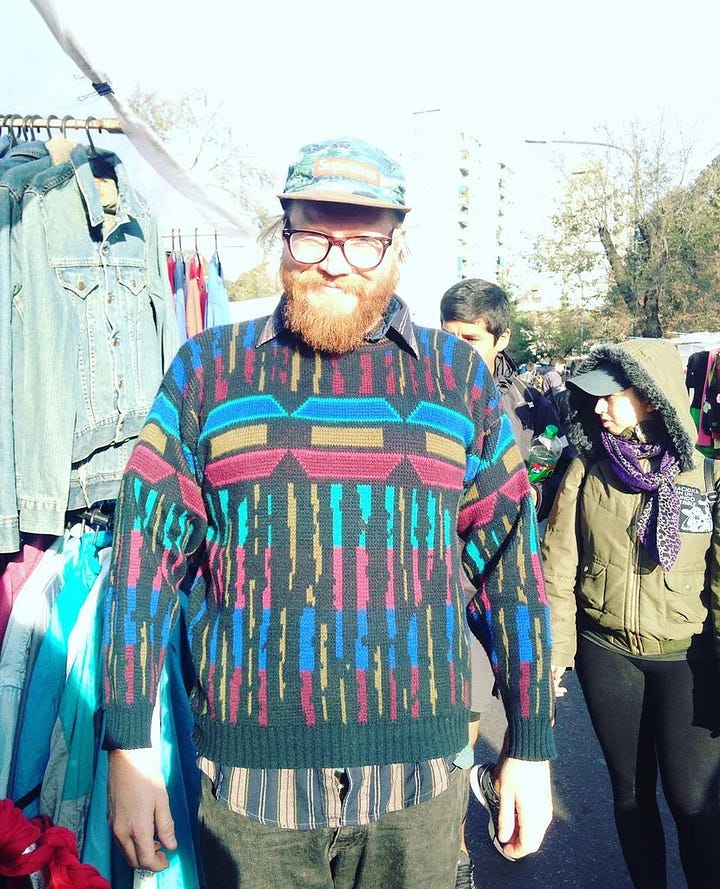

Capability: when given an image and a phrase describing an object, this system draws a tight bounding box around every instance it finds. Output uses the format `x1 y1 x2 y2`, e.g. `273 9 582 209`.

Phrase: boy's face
441 317 510 372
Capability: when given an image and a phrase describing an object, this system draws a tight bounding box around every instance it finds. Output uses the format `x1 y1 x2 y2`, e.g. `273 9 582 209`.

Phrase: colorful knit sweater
103 304 555 767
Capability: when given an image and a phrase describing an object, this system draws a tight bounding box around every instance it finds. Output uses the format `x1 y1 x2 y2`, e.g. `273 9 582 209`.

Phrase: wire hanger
213 230 223 271
6 114 21 148
22 115 36 141
45 114 59 139
85 116 97 155
60 115 74 139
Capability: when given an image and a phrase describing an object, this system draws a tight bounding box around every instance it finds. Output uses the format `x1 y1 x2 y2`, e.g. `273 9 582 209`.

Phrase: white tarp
27 0 258 242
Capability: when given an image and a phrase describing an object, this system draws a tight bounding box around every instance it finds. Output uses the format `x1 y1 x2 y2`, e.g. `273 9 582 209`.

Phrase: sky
4 0 720 287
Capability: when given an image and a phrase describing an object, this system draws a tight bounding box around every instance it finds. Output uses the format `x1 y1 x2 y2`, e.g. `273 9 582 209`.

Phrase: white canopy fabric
28 0 258 242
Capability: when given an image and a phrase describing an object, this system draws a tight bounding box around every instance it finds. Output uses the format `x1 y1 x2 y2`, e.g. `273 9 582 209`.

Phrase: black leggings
575 635 720 889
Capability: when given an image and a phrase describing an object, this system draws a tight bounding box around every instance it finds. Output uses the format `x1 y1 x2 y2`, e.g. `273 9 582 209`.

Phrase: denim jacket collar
69 145 145 230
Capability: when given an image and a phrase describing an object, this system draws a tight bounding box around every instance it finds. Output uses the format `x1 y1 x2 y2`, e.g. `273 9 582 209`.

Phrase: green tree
533 123 719 337
513 303 629 363
658 158 720 331
227 262 280 302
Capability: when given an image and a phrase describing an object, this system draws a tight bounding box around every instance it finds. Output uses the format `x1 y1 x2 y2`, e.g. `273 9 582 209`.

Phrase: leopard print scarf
601 430 681 569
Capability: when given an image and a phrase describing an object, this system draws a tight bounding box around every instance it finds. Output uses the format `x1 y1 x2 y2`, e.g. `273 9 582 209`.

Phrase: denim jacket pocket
56 267 101 302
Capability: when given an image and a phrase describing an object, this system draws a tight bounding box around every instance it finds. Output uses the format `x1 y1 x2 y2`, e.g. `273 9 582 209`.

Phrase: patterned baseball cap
278 137 410 213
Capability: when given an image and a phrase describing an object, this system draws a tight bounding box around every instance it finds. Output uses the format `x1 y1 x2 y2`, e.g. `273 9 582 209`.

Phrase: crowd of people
99 136 719 889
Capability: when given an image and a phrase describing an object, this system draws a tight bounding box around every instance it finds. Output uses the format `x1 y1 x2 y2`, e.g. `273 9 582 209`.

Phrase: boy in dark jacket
440 278 572 887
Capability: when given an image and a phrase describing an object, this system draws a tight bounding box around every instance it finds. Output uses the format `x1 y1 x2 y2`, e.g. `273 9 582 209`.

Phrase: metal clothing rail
0 113 123 135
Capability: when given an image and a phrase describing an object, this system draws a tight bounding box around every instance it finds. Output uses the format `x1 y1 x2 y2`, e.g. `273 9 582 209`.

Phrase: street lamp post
524 138 633 161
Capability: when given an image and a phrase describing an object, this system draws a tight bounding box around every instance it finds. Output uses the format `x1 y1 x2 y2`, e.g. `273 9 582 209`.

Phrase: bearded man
102 137 555 889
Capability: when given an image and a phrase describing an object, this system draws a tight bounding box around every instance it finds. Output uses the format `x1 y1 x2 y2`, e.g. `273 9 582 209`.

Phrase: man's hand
551 664 568 699
494 757 552 859
108 748 177 872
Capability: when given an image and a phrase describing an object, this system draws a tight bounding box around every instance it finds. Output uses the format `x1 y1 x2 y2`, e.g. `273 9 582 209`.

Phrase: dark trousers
198 766 468 889
576 635 720 889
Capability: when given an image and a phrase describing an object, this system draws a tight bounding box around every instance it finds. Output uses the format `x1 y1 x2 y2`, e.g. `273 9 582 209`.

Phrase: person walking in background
542 338 720 889
440 281 573 523
440 278 572 886
518 360 537 385
102 138 555 889
543 357 571 430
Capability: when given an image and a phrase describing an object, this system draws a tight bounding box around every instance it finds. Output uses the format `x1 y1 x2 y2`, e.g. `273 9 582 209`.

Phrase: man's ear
496 328 511 352
393 226 409 263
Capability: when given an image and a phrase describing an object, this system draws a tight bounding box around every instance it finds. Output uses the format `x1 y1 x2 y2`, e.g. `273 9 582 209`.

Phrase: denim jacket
0 144 51 551
13 144 178 535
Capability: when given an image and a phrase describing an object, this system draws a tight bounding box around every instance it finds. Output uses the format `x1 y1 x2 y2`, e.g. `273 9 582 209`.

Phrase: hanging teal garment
154 596 201 889
41 545 112 853
87 592 202 889
0 534 66 798
9 529 108 812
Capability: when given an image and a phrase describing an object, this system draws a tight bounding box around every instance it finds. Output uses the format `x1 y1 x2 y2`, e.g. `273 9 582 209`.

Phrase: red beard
280 262 399 354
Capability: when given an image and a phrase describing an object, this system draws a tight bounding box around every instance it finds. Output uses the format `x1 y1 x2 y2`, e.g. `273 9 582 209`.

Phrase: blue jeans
198 765 468 889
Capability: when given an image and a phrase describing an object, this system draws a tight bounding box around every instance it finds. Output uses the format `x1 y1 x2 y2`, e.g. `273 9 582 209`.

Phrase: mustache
285 268 361 295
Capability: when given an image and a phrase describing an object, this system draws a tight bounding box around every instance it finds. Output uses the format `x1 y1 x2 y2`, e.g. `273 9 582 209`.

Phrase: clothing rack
0 114 123 136
67 504 116 533
164 229 220 250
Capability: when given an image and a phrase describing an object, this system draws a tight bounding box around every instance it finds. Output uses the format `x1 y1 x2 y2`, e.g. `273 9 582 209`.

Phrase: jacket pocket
578 557 608 610
663 568 708 625
55 267 101 302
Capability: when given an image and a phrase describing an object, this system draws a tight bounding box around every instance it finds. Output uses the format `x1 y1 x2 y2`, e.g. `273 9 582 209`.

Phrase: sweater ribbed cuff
102 703 155 751
505 715 556 761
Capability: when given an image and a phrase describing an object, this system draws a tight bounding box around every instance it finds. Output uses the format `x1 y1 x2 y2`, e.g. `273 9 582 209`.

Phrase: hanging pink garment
697 350 720 449
185 254 204 338
0 536 55 651
166 252 176 291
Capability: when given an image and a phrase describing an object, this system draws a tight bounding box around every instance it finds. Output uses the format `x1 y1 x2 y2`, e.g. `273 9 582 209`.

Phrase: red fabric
167 253 176 290
187 254 207 335
0 799 46 877
0 799 110 889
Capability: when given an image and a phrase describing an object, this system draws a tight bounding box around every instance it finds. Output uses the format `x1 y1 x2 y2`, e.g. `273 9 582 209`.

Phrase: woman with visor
542 338 720 889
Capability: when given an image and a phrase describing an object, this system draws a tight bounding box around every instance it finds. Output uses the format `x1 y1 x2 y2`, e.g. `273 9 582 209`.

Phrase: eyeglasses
282 228 394 271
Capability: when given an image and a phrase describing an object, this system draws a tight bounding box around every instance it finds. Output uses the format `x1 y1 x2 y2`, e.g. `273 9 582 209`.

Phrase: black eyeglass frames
282 228 394 271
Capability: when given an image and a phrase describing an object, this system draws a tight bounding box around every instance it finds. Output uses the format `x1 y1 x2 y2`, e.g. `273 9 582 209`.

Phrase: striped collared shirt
198 755 454 829
257 294 419 355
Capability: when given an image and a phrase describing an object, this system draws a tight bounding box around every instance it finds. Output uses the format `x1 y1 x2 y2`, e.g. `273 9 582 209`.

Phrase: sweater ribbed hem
505 716 556 761
192 711 469 769
103 703 155 750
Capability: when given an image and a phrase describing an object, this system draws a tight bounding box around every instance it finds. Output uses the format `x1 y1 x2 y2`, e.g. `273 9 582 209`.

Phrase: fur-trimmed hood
567 338 698 472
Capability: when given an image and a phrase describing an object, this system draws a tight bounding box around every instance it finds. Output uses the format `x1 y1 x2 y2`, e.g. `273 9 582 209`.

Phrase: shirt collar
257 294 419 357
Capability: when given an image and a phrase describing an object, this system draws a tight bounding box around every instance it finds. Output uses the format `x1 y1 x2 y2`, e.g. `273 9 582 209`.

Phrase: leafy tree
511 303 629 364
533 123 719 337
227 262 280 302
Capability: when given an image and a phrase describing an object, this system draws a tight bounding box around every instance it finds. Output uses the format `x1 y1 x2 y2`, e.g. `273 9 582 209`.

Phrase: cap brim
278 191 410 213
567 368 629 396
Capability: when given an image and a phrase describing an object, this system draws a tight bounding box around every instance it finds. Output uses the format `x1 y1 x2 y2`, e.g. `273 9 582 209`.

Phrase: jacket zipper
626 471 649 654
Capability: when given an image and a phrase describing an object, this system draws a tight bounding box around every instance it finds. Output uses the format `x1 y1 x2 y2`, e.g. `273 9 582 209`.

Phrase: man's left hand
494 757 552 859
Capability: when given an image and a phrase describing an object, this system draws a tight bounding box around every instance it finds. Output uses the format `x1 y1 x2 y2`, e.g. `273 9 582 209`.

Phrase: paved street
465 671 686 889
